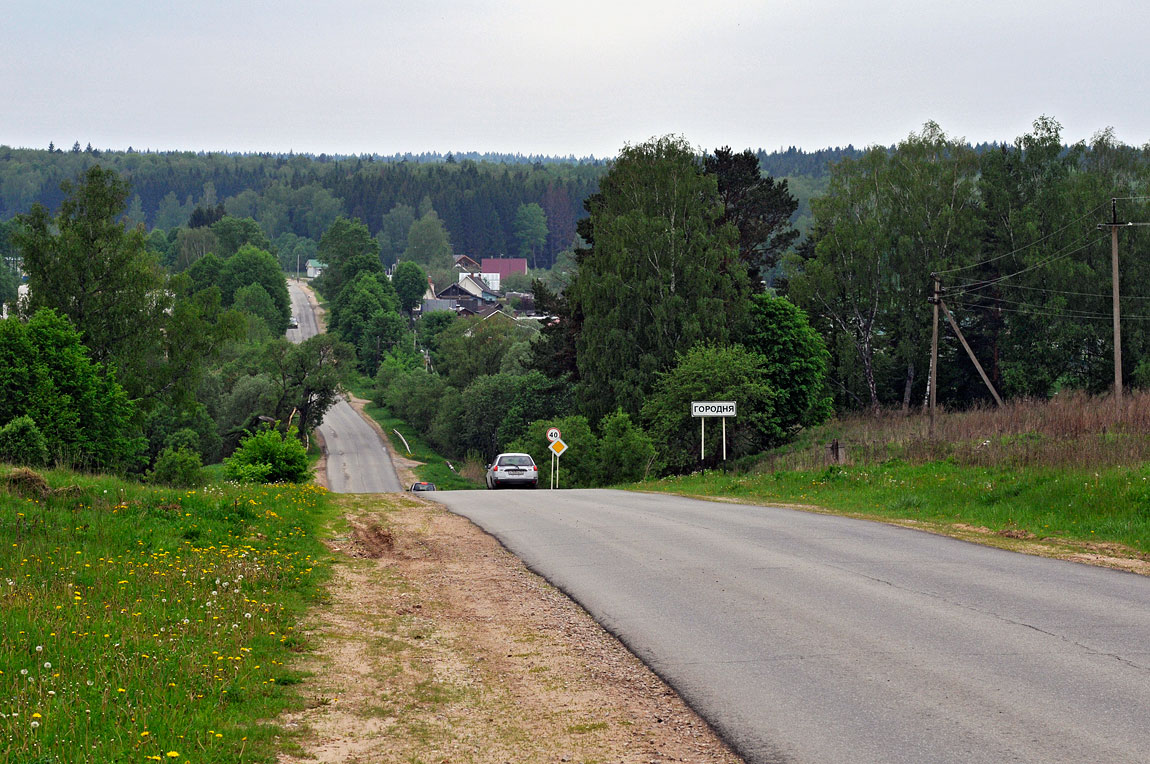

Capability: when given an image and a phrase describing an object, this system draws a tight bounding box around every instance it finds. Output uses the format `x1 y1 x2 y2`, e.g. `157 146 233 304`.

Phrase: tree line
4 115 1144 486
0 166 351 482
0 147 601 269
786 117 1150 411
371 138 833 483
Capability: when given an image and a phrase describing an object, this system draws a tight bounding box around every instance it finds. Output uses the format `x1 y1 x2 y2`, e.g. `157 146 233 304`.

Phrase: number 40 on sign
545 427 566 488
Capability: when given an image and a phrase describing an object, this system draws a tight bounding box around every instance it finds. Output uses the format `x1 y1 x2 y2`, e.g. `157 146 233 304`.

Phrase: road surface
428 488 1150 764
288 280 402 493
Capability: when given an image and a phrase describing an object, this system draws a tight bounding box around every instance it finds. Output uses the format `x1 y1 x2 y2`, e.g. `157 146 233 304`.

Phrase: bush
641 342 786 473
223 426 311 484
508 415 600 488
147 446 207 488
597 410 660 485
0 416 50 467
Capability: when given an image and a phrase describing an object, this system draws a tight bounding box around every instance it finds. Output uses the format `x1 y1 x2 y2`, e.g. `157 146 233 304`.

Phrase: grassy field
639 392 1150 559
0 467 336 764
641 461 1150 555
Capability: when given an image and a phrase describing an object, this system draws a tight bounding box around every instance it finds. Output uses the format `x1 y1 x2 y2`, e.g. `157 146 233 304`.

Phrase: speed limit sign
546 427 561 442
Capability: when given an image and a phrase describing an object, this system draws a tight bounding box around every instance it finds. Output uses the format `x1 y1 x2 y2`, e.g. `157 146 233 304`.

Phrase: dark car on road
485 453 538 489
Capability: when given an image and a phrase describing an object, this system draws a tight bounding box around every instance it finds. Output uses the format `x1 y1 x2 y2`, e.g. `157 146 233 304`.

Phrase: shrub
224 426 311 484
0 416 50 467
642 342 785 473
597 410 660 484
147 446 207 488
508 415 600 488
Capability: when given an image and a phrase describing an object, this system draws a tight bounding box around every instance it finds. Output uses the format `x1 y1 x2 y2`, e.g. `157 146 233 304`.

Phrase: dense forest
0 146 603 269
0 143 870 266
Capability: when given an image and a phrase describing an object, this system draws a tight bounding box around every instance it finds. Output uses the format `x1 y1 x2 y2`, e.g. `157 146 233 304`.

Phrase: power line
947 231 1106 296
949 299 1150 322
933 201 1107 275
994 283 1150 301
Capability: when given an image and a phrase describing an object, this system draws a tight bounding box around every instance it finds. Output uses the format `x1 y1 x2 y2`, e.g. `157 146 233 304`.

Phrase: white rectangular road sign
691 401 737 417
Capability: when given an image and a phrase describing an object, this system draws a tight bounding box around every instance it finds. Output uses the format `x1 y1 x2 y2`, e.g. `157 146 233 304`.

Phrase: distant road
429 488 1150 764
288 280 402 493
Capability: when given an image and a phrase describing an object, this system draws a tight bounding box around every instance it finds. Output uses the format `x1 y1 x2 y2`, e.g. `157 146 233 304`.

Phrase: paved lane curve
288 280 402 493
428 488 1150 764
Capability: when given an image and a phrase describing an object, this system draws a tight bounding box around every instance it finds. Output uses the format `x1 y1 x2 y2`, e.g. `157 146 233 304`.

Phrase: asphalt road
428 488 1150 764
287 280 403 493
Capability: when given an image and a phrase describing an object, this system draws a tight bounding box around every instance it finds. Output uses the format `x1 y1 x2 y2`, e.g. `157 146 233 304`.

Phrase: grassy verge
1 467 336 764
344 377 480 491
638 460 1150 556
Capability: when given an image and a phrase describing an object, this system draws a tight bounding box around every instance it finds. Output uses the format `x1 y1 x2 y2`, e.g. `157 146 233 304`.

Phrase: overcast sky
4 0 1148 158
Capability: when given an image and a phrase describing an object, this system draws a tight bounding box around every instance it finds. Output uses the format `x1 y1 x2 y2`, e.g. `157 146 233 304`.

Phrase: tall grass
641 391 1150 557
0 467 335 764
756 390 1150 472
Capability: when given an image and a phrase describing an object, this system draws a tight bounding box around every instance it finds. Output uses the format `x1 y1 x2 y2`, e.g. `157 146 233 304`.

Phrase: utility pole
1096 198 1150 404
927 273 1003 412
928 274 940 438
1100 199 1129 404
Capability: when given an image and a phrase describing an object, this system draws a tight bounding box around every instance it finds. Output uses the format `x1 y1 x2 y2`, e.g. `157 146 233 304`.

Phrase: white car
485 453 538 489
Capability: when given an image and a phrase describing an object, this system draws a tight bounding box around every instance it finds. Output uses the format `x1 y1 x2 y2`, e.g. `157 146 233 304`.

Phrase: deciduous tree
641 343 783 473
392 260 428 316
404 210 453 272
0 309 142 470
513 202 549 268
15 166 172 400
571 136 749 422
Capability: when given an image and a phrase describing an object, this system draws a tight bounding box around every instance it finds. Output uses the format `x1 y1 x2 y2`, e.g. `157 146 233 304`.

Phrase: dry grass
758 390 1150 472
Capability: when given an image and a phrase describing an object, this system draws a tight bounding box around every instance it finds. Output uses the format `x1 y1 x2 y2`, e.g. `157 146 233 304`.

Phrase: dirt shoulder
277 493 742 763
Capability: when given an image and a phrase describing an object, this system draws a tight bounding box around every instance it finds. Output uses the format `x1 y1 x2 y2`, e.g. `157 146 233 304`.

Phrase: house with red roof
480 257 528 290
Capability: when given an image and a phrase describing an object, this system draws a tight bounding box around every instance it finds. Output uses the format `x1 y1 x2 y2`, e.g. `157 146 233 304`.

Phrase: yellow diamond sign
549 438 568 457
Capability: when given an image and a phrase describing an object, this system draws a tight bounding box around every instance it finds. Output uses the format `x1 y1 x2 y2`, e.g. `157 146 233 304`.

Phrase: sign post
546 428 561 488
549 437 568 488
690 401 737 462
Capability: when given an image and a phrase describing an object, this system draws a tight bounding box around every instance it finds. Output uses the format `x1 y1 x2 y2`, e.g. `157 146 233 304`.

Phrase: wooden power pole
928 274 940 437
1096 198 1150 404
927 273 1003 416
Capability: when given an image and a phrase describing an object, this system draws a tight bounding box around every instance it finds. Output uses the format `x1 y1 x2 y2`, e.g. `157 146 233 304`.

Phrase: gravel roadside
276 492 744 763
